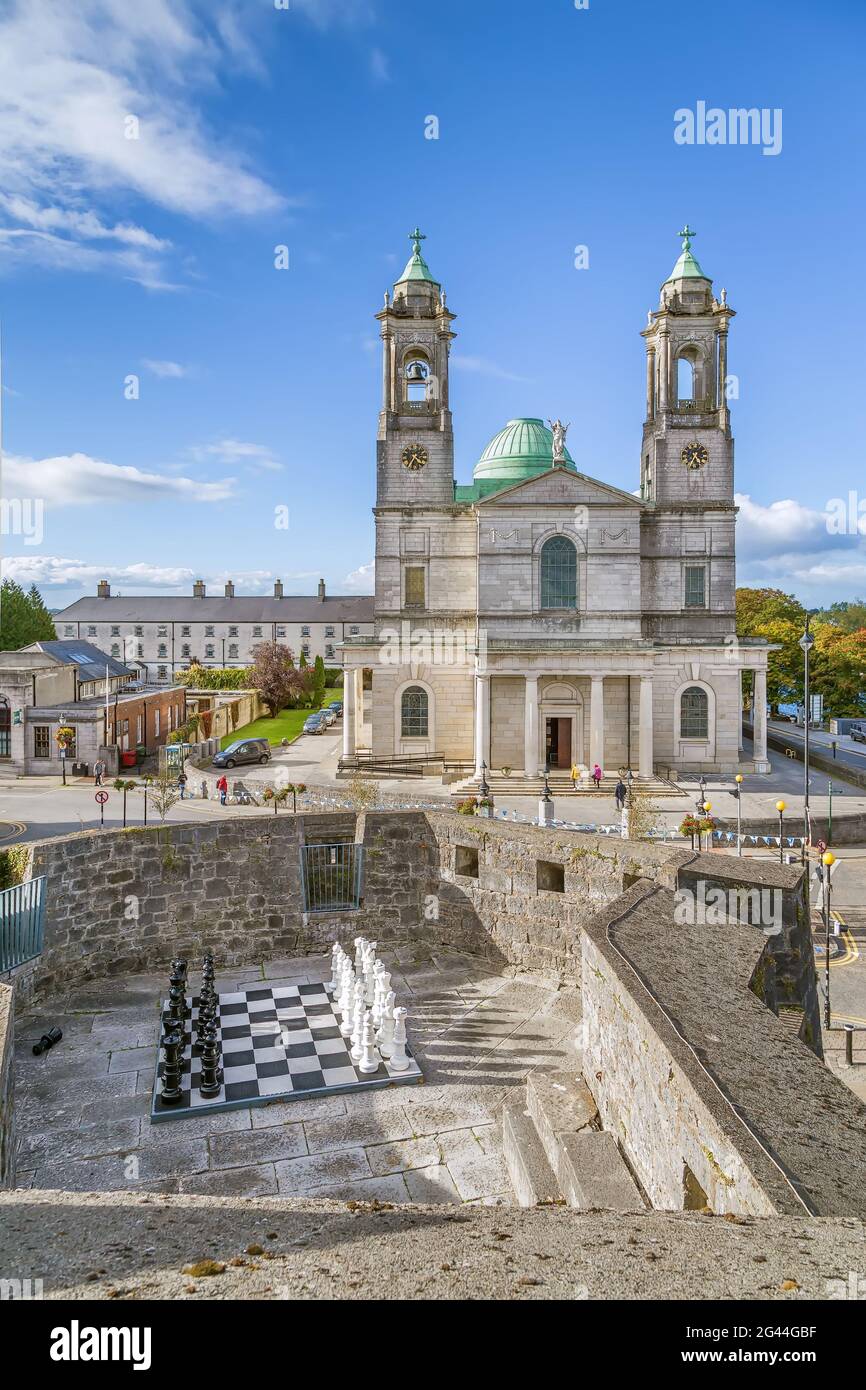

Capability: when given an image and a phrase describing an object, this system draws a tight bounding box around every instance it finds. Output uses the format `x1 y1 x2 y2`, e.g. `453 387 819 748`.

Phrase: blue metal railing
300 844 363 913
0 877 46 973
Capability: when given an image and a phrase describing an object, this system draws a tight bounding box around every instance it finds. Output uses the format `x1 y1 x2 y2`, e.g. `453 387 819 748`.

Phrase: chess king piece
199 1022 222 1098
388 1007 410 1071
358 1011 381 1074
376 991 396 1059
160 1026 185 1104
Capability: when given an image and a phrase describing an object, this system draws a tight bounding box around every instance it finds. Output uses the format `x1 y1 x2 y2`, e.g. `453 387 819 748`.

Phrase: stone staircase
502 1069 647 1211
452 773 683 799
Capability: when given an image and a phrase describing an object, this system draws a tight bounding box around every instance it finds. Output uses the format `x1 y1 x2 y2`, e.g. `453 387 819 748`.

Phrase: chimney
273 580 283 599
224 580 234 598
97 580 111 599
317 578 326 602
193 580 206 599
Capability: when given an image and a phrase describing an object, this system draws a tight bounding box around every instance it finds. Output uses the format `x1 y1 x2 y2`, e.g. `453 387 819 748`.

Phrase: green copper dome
664 223 710 284
473 418 574 484
396 226 439 286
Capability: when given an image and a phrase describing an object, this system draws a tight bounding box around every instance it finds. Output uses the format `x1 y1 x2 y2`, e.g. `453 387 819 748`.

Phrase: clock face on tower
401 443 428 471
681 441 709 471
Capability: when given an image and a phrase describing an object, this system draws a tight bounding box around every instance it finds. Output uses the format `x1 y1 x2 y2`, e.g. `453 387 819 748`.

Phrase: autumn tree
249 642 311 717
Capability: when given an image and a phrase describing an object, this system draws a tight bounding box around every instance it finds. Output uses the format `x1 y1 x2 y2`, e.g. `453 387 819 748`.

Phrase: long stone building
54 579 374 685
340 228 771 782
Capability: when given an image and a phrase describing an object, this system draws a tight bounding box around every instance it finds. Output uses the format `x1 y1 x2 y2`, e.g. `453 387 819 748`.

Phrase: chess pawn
377 991 396 1059
388 1007 410 1071
358 1011 381 1074
327 942 341 993
350 983 366 1061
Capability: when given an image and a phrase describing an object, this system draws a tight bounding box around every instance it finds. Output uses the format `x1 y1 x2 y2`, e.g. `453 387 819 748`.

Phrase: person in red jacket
216 774 228 806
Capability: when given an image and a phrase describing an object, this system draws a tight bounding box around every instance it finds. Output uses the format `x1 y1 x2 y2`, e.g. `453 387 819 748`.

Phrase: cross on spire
408 226 426 255
678 223 697 251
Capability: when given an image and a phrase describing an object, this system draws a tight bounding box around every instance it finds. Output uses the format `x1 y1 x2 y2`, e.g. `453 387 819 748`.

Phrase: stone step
501 1103 562 1208
557 1130 647 1212
526 1068 598 1174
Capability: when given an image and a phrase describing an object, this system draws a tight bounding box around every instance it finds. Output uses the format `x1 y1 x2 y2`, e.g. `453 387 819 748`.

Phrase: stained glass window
401 686 428 737
540 536 577 609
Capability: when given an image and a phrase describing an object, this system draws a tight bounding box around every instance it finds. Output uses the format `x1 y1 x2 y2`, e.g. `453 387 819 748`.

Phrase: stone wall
0 983 14 1189
20 812 686 1002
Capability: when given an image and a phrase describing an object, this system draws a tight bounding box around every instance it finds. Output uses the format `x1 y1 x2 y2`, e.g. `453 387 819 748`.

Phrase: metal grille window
681 687 709 739
301 843 363 912
33 726 51 758
404 566 426 608
684 565 706 608
540 536 577 609
401 685 429 737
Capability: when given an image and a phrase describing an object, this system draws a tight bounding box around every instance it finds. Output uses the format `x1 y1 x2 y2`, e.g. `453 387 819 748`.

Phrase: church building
340 228 771 787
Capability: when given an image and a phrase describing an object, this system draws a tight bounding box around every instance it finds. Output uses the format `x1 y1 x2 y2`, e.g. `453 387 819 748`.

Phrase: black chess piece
32 1026 62 1056
193 995 216 1055
160 1026 185 1104
167 980 187 1025
199 1022 222 1098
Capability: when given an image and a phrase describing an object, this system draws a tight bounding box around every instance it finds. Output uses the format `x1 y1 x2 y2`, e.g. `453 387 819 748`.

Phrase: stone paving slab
208 1126 307 1170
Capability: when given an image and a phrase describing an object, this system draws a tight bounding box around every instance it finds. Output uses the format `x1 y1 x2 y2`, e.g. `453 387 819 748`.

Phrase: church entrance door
545 717 572 770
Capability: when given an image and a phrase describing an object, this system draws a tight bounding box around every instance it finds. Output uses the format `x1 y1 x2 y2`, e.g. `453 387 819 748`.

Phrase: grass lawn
219 689 342 749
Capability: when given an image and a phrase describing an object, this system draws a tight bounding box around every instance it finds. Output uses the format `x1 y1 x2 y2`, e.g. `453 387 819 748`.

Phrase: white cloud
0 0 283 287
450 355 530 383
734 492 866 599
142 359 188 378
0 557 334 597
189 439 281 471
343 560 375 592
2 452 235 505
290 0 377 29
369 48 390 83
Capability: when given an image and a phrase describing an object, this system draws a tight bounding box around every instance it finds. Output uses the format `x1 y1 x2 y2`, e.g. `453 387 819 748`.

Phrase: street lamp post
734 773 744 856
702 800 712 851
822 850 835 1030
799 618 815 852
695 775 707 818
776 800 786 864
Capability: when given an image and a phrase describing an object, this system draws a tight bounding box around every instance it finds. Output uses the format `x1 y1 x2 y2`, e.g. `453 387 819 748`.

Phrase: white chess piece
338 966 355 1036
350 982 366 1060
327 942 341 993
364 952 379 1006
371 968 386 1027
358 1011 381 1074
353 936 367 972
376 990 396 1058
388 1007 410 1071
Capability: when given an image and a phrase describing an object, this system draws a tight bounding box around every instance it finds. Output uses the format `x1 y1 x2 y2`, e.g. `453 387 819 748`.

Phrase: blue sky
1 0 865 607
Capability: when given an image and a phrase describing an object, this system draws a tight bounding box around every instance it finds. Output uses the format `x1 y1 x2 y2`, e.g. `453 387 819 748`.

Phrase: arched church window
681 686 709 739
401 686 428 737
540 536 577 610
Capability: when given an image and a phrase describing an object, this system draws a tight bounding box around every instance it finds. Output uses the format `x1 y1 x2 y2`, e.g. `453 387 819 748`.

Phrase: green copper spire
397 226 439 285
664 223 709 282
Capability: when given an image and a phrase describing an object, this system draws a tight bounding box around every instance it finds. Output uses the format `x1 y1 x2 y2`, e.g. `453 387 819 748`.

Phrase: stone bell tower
375 229 456 508
639 226 735 506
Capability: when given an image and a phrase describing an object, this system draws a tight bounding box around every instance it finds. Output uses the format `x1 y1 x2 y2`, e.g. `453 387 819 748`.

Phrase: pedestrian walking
216 774 228 806
93 758 106 787
614 778 627 812
570 763 579 789
177 771 187 800
592 763 602 790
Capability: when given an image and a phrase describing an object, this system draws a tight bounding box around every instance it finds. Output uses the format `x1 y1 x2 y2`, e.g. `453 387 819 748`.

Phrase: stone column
717 328 728 410
738 668 744 751
382 332 392 411
474 674 490 777
658 330 670 411
752 667 769 771
589 675 605 771
638 675 654 778
524 675 539 777
646 346 655 420
354 668 365 749
342 673 356 759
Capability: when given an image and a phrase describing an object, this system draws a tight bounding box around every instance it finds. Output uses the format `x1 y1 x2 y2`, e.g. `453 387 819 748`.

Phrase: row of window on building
396 685 711 741
402 540 708 610
63 623 359 640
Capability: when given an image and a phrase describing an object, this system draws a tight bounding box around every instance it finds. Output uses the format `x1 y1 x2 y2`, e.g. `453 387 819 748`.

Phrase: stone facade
340 231 773 778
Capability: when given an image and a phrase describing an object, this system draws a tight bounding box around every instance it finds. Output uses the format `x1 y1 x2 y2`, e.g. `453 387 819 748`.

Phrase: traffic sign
95 791 109 804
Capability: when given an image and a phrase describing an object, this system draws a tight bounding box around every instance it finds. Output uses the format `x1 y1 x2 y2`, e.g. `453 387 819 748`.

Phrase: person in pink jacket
592 763 602 790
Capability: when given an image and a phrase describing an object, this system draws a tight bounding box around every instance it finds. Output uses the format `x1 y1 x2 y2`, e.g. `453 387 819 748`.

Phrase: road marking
0 820 26 842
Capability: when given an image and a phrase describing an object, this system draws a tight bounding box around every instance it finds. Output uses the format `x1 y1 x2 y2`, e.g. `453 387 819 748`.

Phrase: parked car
303 713 326 735
851 725 866 744
212 738 270 769
327 701 343 717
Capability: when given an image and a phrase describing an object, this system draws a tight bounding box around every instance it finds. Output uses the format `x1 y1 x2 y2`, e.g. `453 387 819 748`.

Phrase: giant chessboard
150 981 422 1122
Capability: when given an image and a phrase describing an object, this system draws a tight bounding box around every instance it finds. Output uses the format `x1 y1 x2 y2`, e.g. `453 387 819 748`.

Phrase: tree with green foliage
175 666 253 690
736 587 808 711
312 653 326 706
0 579 57 650
737 586 866 718
249 642 311 718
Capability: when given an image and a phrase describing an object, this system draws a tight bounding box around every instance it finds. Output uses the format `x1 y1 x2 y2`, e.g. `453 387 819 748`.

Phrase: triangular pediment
475 466 646 509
